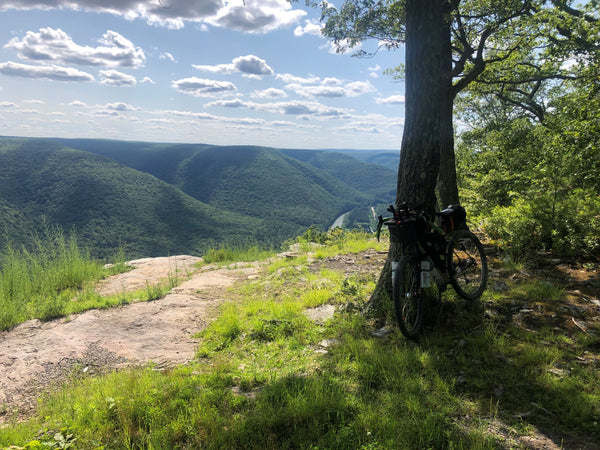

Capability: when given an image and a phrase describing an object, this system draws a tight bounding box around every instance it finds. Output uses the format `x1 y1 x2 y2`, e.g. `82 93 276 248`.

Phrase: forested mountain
281 149 396 201
0 138 275 258
314 149 399 172
44 138 395 213
0 137 396 259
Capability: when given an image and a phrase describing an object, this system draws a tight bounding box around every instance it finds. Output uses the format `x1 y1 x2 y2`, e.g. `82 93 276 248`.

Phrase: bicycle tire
393 255 424 339
447 230 488 301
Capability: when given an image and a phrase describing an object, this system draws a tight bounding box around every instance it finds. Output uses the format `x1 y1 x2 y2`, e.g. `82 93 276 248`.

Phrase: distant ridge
0 136 396 258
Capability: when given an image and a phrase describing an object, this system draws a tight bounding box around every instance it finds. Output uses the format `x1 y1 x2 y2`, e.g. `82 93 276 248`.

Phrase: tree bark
437 1 460 209
365 0 449 316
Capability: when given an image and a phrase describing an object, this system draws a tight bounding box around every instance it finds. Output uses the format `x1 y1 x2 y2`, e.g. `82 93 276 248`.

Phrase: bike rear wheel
393 255 424 339
447 230 488 301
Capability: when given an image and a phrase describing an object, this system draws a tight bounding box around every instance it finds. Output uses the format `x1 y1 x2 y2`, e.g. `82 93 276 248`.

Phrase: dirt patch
0 256 260 422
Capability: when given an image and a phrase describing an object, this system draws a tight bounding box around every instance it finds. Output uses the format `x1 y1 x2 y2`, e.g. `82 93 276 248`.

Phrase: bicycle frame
377 206 453 291
379 203 488 339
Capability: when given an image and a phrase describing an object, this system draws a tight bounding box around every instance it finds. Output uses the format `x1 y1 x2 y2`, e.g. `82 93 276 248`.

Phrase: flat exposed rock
0 256 259 422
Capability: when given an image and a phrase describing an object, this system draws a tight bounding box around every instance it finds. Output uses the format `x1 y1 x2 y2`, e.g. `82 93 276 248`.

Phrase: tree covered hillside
0 137 397 258
281 148 396 201
173 146 370 227
44 138 396 230
0 138 272 258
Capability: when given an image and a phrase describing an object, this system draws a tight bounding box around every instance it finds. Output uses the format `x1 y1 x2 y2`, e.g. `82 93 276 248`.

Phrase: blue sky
0 1 405 150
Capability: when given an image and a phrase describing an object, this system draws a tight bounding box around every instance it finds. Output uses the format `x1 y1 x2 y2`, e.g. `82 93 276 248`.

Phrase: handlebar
375 202 429 241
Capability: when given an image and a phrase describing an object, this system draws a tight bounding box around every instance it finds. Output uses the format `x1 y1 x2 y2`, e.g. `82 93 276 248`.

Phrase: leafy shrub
481 189 600 256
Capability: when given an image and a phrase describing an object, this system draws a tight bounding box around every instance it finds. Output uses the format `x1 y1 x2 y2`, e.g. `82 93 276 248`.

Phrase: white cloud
194 54 274 77
0 102 18 108
192 62 235 74
0 0 307 33
69 100 87 107
103 102 139 111
269 120 296 127
159 52 176 62
286 83 346 98
294 19 323 37
210 0 307 34
0 61 95 82
369 64 381 78
286 79 376 99
206 98 246 108
250 88 287 99
164 109 219 121
206 98 352 118
172 77 237 96
99 70 137 86
5 28 146 68
275 73 320 84
375 94 405 105
322 38 362 55
140 76 155 84
232 55 274 76
344 81 377 97
96 109 125 118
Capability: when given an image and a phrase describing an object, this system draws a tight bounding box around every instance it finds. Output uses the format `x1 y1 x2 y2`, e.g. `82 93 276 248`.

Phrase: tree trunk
365 0 449 317
437 1 460 209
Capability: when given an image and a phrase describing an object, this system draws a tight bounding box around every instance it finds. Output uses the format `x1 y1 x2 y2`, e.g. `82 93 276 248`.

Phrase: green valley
0 136 396 259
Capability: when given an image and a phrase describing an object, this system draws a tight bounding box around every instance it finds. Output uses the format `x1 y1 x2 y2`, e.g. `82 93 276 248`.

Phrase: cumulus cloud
103 102 139 111
0 101 18 107
285 79 376 99
369 64 381 78
205 98 351 118
172 77 237 96
322 38 362 55
232 55 274 75
375 94 405 105
192 62 235 74
140 76 155 84
275 73 320 84
69 100 87 107
0 61 95 82
193 54 273 77
5 28 145 68
285 83 346 98
250 88 287 99
294 19 323 37
99 70 137 86
210 0 306 34
0 0 306 33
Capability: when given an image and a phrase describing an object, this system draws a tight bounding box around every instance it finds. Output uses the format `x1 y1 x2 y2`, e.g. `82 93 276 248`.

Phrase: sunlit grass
0 227 129 330
1 228 599 448
200 243 277 266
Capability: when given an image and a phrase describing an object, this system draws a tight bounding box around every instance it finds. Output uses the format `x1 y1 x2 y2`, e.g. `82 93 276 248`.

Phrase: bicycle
376 203 488 339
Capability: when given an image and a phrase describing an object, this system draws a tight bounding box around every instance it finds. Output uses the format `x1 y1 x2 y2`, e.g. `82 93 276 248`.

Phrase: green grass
1 229 599 449
200 243 277 266
0 228 194 332
0 227 128 330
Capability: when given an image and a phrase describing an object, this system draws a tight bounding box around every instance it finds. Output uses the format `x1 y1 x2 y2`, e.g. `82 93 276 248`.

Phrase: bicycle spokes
448 231 488 301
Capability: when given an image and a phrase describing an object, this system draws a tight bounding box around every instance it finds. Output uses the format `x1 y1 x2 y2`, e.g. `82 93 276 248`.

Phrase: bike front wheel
447 230 488 301
393 255 424 339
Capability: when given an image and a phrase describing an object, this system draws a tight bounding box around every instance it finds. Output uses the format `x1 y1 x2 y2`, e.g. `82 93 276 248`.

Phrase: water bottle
420 260 431 288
